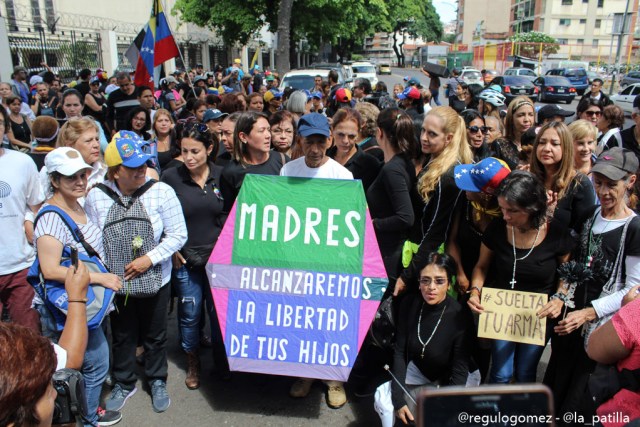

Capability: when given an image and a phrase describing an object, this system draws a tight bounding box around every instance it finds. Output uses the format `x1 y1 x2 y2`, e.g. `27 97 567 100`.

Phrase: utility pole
609 0 632 96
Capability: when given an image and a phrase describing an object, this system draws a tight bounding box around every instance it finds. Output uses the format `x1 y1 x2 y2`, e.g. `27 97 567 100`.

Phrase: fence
472 42 638 74
9 27 103 82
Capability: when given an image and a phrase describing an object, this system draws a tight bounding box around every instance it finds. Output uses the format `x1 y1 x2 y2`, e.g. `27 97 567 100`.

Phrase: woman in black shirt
161 122 228 389
328 108 381 192
391 252 471 425
366 108 416 280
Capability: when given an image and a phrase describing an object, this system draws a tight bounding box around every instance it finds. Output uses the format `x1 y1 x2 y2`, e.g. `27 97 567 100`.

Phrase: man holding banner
280 113 353 407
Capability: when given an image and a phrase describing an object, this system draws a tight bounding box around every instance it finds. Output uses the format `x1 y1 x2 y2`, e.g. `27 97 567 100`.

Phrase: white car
611 83 640 114
350 61 378 87
459 68 483 86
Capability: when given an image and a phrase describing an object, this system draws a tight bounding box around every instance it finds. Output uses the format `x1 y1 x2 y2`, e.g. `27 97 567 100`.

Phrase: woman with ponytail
394 106 473 296
367 108 419 280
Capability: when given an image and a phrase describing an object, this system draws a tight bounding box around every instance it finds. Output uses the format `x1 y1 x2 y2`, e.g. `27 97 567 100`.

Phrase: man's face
139 90 155 109
353 85 364 98
314 77 322 87
15 70 26 81
117 78 134 95
51 80 61 91
591 81 602 94
301 134 331 168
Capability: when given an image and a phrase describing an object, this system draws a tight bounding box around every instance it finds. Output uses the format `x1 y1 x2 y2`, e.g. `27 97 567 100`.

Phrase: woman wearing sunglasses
576 98 604 127
161 122 229 389
461 109 491 162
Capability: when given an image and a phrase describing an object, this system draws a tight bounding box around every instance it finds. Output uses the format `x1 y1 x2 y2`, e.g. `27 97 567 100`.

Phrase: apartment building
456 0 511 46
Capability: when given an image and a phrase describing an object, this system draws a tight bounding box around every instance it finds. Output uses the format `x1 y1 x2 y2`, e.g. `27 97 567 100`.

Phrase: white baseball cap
45 147 92 176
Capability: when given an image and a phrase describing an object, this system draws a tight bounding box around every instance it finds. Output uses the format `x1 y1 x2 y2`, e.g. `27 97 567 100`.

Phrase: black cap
538 104 574 123
592 147 639 180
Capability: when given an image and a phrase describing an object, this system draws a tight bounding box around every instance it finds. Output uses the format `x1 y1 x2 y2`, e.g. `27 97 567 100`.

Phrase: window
592 39 599 47
578 38 584 44
595 19 601 28
562 0 572 4
559 19 571 25
632 86 640 96
621 86 633 95
597 0 604 7
557 38 569 44
583 0 589 2
580 19 587 24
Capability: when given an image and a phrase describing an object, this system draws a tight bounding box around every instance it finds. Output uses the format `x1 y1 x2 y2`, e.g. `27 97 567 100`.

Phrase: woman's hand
537 298 563 319
546 190 558 215
124 255 153 280
554 308 593 335
396 405 414 425
172 252 186 270
622 285 640 307
467 293 485 314
393 277 406 297
94 273 122 291
456 274 470 294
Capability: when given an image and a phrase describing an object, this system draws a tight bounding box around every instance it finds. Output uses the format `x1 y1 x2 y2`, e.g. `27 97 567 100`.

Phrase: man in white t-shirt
0 146 44 331
281 112 351 409
280 113 353 180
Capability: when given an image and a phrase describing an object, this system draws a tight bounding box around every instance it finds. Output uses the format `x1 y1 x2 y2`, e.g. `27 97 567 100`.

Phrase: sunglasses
418 277 448 287
467 125 490 134
584 110 602 117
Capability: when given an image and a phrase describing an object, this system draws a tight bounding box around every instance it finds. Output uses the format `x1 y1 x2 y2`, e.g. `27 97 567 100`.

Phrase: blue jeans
489 339 546 384
36 304 108 425
431 89 441 106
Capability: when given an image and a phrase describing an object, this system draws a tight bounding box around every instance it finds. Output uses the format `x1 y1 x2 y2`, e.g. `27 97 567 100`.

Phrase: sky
433 0 458 24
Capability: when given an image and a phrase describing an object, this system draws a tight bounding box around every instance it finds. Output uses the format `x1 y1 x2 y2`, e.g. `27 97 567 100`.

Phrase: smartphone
69 247 79 272
417 384 554 427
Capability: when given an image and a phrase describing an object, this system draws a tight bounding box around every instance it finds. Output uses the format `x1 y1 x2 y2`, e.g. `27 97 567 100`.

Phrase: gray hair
286 91 309 115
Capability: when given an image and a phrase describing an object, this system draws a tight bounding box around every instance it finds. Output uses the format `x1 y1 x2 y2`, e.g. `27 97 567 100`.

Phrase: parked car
532 76 576 104
483 69 499 85
377 63 391 75
611 83 640 114
545 68 589 95
586 71 604 85
350 61 378 87
489 76 538 104
459 68 483 85
504 67 538 80
620 71 640 88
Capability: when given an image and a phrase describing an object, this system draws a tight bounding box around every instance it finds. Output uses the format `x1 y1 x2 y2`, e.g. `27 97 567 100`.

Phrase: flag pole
156 0 197 98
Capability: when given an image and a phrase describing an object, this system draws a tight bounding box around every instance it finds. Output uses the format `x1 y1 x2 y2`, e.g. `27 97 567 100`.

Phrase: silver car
620 71 640 88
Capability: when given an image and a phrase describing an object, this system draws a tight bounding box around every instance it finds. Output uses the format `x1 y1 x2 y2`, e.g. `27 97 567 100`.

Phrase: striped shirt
34 204 104 257
84 179 187 286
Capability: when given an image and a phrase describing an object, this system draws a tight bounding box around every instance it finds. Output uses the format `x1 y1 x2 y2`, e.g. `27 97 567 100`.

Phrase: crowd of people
0 60 640 427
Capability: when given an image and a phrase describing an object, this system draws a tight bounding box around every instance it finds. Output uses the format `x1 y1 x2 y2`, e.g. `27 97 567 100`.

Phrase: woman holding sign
467 171 574 384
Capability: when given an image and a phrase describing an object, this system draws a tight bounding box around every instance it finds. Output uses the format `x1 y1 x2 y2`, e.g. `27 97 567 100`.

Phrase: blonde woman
568 119 597 176
530 121 596 232
394 106 473 295
492 96 535 170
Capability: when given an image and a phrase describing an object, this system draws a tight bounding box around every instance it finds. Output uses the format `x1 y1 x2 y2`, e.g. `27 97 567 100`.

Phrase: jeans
489 339 546 383
431 89 441 106
36 304 108 426
172 265 229 373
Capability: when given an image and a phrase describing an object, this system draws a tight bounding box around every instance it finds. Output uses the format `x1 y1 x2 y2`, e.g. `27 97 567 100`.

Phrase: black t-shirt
358 136 384 163
482 218 575 294
221 150 288 212
621 126 640 166
552 173 596 233
327 145 381 191
161 162 226 250
456 201 497 286
391 295 471 409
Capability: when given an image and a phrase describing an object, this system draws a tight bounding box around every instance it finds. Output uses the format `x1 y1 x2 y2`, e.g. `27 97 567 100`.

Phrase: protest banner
206 174 388 381
477 287 547 346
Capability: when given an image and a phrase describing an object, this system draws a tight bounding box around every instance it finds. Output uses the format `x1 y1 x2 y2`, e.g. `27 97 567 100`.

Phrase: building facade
457 0 511 46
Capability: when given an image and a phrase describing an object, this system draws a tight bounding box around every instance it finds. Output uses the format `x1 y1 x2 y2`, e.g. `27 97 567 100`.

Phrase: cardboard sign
478 288 548 346
207 175 388 381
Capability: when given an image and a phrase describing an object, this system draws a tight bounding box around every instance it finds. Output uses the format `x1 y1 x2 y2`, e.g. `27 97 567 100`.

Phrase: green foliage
509 31 559 58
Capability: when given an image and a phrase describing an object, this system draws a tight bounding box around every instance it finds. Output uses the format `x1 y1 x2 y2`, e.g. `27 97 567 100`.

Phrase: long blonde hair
418 106 473 202
530 121 576 199
56 117 99 148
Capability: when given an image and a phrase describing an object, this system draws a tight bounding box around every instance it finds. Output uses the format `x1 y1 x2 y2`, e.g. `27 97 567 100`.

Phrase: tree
508 31 559 59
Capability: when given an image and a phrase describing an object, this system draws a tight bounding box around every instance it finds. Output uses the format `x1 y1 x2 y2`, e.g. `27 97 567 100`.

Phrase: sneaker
289 378 314 398
326 382 347 409
150 379 171 413
96 407 122 426
104 384 137 412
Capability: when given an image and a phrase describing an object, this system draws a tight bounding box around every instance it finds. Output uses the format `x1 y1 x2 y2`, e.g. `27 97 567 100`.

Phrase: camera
52 368 87 425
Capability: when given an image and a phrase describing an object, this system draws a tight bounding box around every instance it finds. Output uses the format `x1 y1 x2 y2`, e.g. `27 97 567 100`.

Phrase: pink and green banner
206 174 388 381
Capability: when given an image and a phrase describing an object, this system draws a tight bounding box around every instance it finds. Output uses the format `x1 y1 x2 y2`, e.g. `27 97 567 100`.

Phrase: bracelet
67 298 88 303
468 286 482 295
550 293 567 303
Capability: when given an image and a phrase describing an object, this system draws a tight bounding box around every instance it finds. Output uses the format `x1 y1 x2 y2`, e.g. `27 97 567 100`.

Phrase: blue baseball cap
222 85 234 94
104 131 154 168
203 109 228 123
311 91 323 99
297 113 330 138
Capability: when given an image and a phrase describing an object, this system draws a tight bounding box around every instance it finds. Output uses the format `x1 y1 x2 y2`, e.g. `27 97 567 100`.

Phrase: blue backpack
27 206 115 331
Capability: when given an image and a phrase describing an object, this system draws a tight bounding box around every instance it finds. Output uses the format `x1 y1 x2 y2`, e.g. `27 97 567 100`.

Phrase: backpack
27 206 115 331
96 180 163 298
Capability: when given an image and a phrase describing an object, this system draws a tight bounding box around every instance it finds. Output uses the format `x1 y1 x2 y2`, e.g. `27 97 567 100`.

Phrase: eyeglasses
418 277 448 287
584 110 602 117
335 131 358 141
467 125 490 134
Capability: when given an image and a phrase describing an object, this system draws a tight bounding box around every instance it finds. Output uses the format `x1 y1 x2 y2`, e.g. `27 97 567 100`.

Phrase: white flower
132 236 143 250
